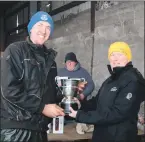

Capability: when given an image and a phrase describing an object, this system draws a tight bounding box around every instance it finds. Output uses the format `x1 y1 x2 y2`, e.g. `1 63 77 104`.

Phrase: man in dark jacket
0 11 64 142
69 42 145 142
58 52 95 100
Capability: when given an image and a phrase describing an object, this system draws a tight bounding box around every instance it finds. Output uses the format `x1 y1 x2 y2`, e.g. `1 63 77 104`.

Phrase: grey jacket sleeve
82 69 95 97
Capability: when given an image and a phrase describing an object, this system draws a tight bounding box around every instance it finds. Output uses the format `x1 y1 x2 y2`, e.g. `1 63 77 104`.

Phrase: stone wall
46 1 144 95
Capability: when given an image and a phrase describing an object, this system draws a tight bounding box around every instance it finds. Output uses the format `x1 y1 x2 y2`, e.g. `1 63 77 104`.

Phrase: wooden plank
49 1 87 16
47 123 92 141
48 123 144 141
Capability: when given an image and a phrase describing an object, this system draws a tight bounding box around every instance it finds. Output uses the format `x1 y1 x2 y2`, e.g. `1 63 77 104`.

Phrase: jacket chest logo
126 93 132 100
51 66 56 68
110 87 117 92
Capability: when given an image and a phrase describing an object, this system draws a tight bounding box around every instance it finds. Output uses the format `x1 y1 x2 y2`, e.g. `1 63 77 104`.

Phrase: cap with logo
27 11 54 35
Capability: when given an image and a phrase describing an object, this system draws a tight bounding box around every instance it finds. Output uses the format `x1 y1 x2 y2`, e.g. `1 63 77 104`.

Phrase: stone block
135 9 144 19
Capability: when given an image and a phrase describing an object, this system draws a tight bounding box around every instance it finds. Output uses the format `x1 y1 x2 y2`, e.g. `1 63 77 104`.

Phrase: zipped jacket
1 39 58 131
77 63 145 142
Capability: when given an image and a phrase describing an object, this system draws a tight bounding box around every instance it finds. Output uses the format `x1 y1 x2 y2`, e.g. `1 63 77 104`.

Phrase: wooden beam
7 23 28 35
90 1 96 33
90 1 96 76
49 1 87 16
5 2 29 18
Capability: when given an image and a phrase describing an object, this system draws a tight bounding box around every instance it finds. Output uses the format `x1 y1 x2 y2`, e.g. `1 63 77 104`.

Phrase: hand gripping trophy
55 76 86 114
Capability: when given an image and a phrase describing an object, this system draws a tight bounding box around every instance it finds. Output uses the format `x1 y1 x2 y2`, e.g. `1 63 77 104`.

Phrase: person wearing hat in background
68 42 145 142
58 52 95 101
1 11 64 142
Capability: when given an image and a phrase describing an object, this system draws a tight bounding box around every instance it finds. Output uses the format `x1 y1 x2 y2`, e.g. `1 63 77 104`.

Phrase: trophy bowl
55 76 85 114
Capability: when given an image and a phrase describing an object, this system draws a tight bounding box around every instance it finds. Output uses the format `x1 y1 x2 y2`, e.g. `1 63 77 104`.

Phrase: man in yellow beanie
69 41 145 142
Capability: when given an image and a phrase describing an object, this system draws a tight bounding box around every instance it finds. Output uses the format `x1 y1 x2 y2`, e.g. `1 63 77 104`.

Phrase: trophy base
60 102 78 114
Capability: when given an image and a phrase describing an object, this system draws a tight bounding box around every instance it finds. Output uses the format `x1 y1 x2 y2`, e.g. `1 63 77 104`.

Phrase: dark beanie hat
65 52 78 63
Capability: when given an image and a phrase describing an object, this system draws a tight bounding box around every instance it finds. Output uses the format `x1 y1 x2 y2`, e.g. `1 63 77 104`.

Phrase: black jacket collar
26 36 57 58
107 62 133 78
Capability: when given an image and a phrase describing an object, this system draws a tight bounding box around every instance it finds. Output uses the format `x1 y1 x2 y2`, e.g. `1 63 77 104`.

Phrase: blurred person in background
58 52 95 101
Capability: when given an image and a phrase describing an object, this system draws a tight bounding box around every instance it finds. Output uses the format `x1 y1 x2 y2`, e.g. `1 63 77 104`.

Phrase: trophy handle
55 76 58 85
55 76 69 95
55 76 63 95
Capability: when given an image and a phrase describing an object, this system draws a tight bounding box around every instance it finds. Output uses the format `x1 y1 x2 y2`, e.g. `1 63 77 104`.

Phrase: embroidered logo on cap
41 14 48 21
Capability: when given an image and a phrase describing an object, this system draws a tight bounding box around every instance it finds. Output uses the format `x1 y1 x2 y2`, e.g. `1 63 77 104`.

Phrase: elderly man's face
65 61 77 71
109 52 129 69
30 21 51 45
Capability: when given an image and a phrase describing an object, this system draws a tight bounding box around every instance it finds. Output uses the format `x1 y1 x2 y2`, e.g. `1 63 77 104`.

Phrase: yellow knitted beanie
108 42 132 61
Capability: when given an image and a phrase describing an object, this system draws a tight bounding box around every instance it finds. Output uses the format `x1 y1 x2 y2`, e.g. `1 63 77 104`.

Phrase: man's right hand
42 104 65 118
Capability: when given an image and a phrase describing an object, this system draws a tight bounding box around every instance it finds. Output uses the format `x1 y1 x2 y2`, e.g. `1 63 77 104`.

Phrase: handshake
42 97 81 118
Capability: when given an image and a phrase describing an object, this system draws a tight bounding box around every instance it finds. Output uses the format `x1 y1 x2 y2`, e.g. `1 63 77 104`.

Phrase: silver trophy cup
55 76 85 114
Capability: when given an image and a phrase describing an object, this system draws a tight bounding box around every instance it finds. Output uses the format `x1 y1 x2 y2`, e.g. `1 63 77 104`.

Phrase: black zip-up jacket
1 38 58 131
76 63 145 142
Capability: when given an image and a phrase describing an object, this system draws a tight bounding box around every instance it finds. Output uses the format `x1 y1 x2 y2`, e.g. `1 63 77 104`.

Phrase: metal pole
90 1 96 76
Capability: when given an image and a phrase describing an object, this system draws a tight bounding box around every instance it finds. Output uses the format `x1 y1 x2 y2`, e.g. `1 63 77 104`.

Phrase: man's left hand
74 97 81 108
79 93 85 100
69 107 77 118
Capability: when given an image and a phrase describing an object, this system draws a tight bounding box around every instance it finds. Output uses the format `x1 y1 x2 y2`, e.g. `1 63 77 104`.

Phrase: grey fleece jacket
58 63 95 97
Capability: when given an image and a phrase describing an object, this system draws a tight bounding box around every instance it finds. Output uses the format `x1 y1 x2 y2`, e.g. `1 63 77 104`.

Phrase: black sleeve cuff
76 110 82 122
38 101 45 114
